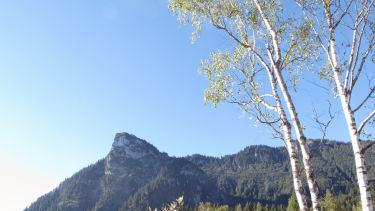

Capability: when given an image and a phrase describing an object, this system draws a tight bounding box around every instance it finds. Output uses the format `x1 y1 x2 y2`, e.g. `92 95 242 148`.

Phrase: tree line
157 186 375 211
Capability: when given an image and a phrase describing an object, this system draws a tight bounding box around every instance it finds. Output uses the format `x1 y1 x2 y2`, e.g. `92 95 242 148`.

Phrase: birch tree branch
344 21 358 91
333 0 354 29
361 141 375 154
358 110 375 135
353 85 375 113
310 101 335 158
349 30 374 96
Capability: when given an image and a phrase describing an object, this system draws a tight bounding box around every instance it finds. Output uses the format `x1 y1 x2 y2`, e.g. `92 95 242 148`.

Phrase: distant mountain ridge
25 132 375 211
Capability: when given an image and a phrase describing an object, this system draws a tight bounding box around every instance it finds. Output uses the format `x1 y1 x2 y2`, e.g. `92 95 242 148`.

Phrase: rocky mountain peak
105 132 161 175
110 132 160 158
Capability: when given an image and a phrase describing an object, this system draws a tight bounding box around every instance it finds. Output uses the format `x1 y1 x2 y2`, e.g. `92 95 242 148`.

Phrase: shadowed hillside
25 133 375 211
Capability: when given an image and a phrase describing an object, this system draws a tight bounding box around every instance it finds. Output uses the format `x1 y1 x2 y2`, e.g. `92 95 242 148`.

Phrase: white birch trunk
285 132 309 211
266 66 309 211
252 1 322 209
329 38 374 211
273 67 322 211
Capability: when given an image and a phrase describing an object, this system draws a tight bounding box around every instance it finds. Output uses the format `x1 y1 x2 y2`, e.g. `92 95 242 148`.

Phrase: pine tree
336 192 348 211
235 203 243 211
322 190 338 211
277 205 285 211
256 202 263 211
287 195 299 211
243 202 252 211
216 205 230 211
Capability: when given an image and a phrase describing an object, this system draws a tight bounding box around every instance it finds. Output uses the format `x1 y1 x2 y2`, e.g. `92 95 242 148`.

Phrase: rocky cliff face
94 133 168 211
24 133 375 211
105 132 163 175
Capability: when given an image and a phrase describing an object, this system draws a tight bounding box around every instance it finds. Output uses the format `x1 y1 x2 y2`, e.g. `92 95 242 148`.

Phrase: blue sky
0 0 365 210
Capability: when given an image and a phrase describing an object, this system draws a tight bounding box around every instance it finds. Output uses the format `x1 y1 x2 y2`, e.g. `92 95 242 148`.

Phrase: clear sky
0 0 368 210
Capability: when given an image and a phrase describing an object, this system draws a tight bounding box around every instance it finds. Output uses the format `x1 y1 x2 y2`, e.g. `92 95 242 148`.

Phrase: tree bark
273 66 322 211
252 1 322 209
285 131 309 211
266 62 309 211
330 37 374 211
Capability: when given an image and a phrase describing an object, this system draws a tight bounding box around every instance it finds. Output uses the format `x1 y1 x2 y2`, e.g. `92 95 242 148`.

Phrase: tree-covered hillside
25 133 375 211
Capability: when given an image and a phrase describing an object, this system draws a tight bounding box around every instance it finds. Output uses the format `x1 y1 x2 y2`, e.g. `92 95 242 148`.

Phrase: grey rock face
105 132 161 175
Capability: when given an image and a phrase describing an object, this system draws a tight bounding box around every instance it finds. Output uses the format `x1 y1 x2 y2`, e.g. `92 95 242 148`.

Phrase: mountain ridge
25 132 375 211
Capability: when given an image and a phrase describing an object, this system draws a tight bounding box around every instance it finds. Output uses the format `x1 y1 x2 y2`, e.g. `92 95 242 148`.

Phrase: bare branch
212 22 250 49
349 37 375 95
347 0 375 96
333 0 354 29
353 85 375 113
344 20 359 91
253 0 282 62
255 96 278 111
358 110 375 135
256 114 281 125
310 100 335 158
361 141 375 154
240 101 285 142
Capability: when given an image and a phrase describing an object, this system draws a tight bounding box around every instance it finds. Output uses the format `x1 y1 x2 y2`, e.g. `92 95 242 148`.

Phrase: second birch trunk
330 39 374 211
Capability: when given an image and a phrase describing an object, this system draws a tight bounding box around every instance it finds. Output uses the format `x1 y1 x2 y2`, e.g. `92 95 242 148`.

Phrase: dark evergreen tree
235 203 243 211
322 190 338 211
243 202 252 211
286 195 299 211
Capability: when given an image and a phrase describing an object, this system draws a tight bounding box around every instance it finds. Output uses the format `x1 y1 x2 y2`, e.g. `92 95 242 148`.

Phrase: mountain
25 132 375 211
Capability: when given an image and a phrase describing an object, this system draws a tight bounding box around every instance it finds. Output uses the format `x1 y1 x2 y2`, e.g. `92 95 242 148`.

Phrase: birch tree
295 1 375 210
168 0 322 210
